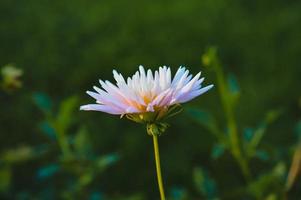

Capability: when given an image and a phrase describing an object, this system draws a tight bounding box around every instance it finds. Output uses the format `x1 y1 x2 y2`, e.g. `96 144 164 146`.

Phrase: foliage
1 0 301 199
0 93 118 199
186 48 300 199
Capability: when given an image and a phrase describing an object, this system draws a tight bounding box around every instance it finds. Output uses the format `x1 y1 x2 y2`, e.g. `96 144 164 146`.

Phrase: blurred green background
1 0 301 199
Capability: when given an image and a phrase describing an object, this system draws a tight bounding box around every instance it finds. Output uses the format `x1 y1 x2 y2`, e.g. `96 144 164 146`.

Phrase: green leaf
245 109 282 158
185 107 225 143
78 171 94 187
39 121 56 140
227 73 240 106
193 167 219 200
56 96 79 133
243 128 254 142
0 166 11 192
264 110 282 124
186 108 217 132
73 127 92 158
227 73 240 95
170 187 188 200
255 150 270 161
265 194 277 200
73 153 119 192
248 162 286 199
211 143 225 160
95 153 119 170
37 164 60 180
89 192 104 200
295 120 301 141
32 93 52 115
1 146 35 163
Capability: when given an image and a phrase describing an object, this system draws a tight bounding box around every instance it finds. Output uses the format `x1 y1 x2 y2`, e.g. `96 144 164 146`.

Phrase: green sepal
147 123 169 136
126 104 183 124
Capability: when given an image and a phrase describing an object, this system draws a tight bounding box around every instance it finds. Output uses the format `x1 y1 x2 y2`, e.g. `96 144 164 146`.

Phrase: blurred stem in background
286 144 301 192
187 47 285 199
286 118 301 193
202 47 251 181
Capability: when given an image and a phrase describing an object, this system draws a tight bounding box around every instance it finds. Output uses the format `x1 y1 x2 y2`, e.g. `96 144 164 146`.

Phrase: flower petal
80 104 123 115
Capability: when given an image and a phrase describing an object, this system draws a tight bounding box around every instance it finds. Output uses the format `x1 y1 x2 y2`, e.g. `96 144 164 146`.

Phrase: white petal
81 66 213 115
176 84 214 103
86 91 102 101
179 72 201 93
80 104 123 115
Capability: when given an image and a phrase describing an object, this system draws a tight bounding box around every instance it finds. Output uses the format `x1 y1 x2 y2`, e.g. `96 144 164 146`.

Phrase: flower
81 66 213 199
80 66 213 123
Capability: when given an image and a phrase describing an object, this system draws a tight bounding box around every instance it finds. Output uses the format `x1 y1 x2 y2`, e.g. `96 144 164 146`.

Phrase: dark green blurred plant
0 94 119 199
285 99 301 197
33 93 119 199
0 0 300 198
193 167 219 200
0 145 47 194
187 47 287 199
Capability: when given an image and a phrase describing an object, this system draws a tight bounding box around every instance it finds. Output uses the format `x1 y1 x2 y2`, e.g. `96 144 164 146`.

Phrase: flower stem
152 134 166 200
205 48 251 182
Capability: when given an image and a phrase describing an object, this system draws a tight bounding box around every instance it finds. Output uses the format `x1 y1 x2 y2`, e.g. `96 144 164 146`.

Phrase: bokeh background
1 0 301 199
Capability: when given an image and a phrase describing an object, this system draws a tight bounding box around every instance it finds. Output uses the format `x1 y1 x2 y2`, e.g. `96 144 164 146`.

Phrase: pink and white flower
80 66 213 117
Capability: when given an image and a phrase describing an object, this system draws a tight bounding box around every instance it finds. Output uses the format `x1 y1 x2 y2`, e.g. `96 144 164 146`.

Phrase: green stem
213 58 251 181
228 118 251 181
152 135 166 200
52 120 71 158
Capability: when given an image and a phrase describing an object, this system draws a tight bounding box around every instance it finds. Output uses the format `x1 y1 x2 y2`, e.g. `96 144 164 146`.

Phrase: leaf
95 153 119 170
37 164 60 180
185 108 225 143
39 121 57 140
1 146 35 163
193 167 219 200
255 150 270 161
265 194 277 200
114 194 145 200
295 120 301 141
73 127 92 158
74 154 119 191
248 162 286 199
245 109 282 158
89 192 104 200
243 127 254 142
170 187 188 200
78 171 94 187
56 96 79 133
185 108 216 131
227 73 240 95
0 166 11 192
227 73 240 106
264 110 282 124
32 93 52 115
211 143 225 160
